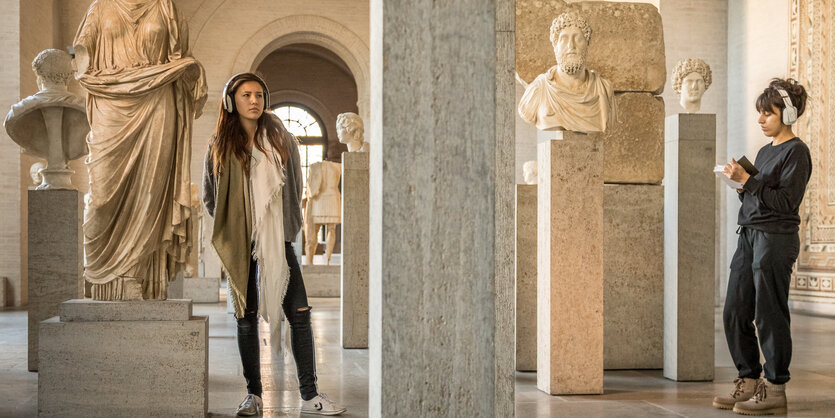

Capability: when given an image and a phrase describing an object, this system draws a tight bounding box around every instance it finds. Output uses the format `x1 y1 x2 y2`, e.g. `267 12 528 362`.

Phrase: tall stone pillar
537 132 604 395
341 151 369 348
664 113 716 381
368 0 515 415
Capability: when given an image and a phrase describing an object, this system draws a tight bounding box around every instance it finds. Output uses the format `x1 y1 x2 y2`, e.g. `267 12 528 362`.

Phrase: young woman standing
714 78 811 416
202 72 345 416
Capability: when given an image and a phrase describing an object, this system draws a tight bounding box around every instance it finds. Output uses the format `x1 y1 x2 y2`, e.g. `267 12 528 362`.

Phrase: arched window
272 104 327 193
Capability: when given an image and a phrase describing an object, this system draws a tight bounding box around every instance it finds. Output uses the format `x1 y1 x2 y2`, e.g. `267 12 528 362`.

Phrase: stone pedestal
302 265 340 297
341 152 369 348
603 184 664 369
516 184 536 371
168 271 184 299
664 113 716 381
27 189 83 371
183 276 220 303
39 299 209 417
537 133 604 395
0 277 6 309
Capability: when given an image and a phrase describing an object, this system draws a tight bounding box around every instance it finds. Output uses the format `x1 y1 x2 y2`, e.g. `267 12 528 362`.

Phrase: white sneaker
236 394 263 416
301 393 346 415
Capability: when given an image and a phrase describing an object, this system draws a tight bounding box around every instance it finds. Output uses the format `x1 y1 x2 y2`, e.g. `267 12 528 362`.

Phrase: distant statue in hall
336 112 367 152
303 161 342 265
517 11 615 133
73 0 208 300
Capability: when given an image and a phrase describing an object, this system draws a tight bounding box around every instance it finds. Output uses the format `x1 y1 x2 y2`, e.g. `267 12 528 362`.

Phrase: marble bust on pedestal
523 160 538 185
4 49 88 190
517 11 615 133
337 112 367 152
672 58 712 113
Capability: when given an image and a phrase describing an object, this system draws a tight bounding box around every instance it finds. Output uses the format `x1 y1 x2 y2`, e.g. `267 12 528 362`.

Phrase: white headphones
775 88 798 125
221 73 270 114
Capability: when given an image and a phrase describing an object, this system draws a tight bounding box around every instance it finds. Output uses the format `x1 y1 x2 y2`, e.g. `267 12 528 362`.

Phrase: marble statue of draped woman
74 0 207 300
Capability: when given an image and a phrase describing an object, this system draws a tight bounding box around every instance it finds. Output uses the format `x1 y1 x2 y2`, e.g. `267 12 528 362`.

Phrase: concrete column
516 184 536 371
27 189 83 371
537 133 604 395
0 0 21 307
664 113 716 381
368 0 515 415
341 152 369 349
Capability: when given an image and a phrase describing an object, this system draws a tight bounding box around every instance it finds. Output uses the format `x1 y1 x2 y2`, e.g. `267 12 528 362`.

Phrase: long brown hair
211 73 293 176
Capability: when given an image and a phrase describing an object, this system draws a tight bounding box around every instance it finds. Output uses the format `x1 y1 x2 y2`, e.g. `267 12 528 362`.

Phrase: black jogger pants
723 226 799 385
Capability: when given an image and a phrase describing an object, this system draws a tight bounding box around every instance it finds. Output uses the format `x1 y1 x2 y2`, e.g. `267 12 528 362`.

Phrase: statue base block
302 265 340 297
341 152 369 348
38 299 208 417
184 276 221 303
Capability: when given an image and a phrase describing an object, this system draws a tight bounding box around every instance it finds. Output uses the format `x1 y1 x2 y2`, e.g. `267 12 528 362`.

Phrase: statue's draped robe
74 0 207 299
518 66 615 133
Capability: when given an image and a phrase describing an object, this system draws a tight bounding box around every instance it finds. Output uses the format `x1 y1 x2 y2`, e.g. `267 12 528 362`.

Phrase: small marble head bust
672 58 712 113
336 112 366 152
29 162 45 187
550 11 593 75
523 160 538 185
32 49 74 92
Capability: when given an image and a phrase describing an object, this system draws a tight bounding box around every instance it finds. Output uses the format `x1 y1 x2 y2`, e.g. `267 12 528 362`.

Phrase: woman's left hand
723 158 751 185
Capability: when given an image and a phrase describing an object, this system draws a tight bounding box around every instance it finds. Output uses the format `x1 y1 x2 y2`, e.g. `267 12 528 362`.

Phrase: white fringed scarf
249 144 291 350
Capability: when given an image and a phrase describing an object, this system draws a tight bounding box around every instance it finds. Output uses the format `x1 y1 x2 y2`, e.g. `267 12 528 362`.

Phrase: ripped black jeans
236 241 318 400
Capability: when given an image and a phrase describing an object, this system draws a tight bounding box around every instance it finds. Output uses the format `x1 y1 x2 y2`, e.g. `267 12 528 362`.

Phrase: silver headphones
775 88 798 125
221 73 270 114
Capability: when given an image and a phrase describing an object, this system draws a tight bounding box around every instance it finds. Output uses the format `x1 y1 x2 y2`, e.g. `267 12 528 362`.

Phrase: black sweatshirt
738 137 812 234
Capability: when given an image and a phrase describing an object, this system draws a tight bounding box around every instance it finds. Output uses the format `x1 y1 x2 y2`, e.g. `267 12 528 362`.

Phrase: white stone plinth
604 184 664 369
303 265 340 297
516 184 536 371
537 133 604 395
39 299 208 417
341 152 369 348
168 272 184 299
664 113 716 381
184 276 220 303
28 189 83 371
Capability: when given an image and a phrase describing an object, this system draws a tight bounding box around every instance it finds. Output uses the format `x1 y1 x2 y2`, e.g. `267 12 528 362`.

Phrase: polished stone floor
2 298 835 417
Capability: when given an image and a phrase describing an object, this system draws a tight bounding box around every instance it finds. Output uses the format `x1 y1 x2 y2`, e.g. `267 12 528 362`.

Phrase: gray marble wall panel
664 113 716 381
368 0 514 415
516 184 536 371
341 152 369 349
27 189 82 371
537 134 604 395
39 299 208 417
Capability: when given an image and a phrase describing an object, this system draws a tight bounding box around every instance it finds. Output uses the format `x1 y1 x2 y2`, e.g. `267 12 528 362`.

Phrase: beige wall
0 0 21 306
658 0 729 305
725 0 789 304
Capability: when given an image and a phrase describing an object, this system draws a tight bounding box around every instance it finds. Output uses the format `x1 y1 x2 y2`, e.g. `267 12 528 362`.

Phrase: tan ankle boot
713 377 760 409
733 380 787 416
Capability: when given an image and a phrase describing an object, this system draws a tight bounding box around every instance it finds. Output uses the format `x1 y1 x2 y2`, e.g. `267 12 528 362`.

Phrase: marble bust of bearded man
517 11 615 133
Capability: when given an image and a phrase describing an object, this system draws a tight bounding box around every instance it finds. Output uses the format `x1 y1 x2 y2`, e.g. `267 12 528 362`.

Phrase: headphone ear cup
783 107 797 125
224 94 234 113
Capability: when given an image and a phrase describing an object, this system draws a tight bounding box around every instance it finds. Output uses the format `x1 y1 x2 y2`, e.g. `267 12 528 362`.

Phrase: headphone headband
221 73 271 114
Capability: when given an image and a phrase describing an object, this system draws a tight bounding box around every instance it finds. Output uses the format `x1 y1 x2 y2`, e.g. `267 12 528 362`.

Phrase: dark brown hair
211 73 293 176
756 78 808 120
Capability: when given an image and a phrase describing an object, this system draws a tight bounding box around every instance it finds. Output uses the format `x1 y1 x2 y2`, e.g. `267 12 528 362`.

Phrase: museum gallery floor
1 297 834 417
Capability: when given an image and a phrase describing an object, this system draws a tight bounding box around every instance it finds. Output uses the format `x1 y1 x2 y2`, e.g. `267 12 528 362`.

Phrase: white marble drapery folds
74 0 207 300
518 66 615 133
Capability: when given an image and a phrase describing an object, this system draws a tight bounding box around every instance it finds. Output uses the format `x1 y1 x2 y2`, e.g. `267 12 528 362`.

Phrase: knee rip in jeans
289 306 312 327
